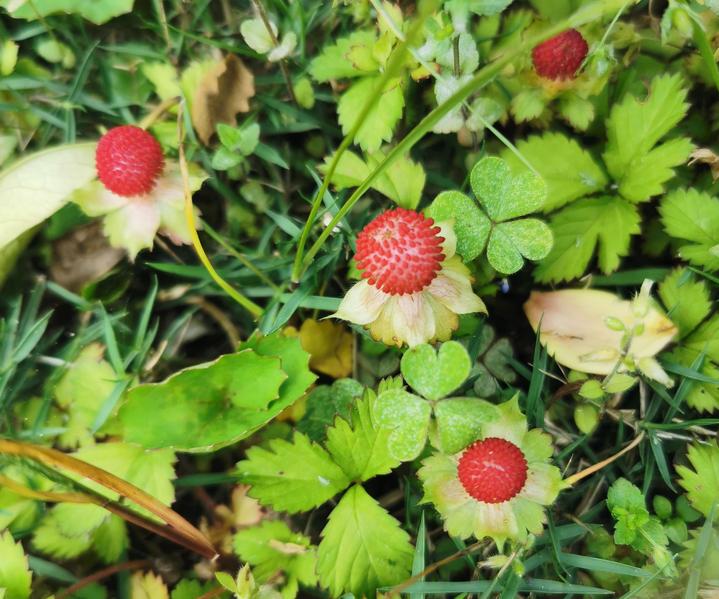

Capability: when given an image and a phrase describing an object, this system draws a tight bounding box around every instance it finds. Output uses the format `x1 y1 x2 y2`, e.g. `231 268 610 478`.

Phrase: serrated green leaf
434 397 498 453
658 269 712 337
502 133 608 212
535 195 641 283
309 31 378 81
603 74 692 202
0 531 31 599
297 378 363 442
317 485 413 597
677 441 719 517
325 390 400 481
338 76 404 152
660 188 719 272
401 341 471 401
558 93 594 130
237 432 350 513
234 521 317 588
171 580 215 599
425 190 490 261
471 156 547 221
511 89 545 122
375 389 432 462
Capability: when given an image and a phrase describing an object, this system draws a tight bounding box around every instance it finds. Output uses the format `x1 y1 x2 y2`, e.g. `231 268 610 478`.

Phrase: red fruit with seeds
457 437 528 503
531 29 588 81
355 208 445 295
96 125 165 197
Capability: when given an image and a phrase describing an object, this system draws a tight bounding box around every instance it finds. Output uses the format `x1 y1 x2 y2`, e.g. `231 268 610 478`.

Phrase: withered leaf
191 54 255 145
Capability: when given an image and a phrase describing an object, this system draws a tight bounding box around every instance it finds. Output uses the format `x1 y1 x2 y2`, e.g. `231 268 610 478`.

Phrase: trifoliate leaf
603 74 692 202
424 190 490 261
1 0 134 24
54 343 118 449
297 379 364 442
317 484 413 597
469 325 518 397
0 143 96 250
321 148 426 209
658 269 712 338
0 531 31 599
534 195 641 283
677 441 719 517
607 478 652 545
234 521 318 590
338 77 404 152
217 122 260 156
131 571 169 599
325 389 400 481
401 341 471 400
237 433 350 513
121 334 315 452
434 397 498 454
660 188 719 272
309 31 378 81
502 133 608 212
374 389 432 462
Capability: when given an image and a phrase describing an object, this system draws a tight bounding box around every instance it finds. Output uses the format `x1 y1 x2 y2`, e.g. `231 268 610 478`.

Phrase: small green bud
653 495 673 520
665 517 688 545
574 404 600 435
603 373 637 394
604 316 626 331
579 379 604 400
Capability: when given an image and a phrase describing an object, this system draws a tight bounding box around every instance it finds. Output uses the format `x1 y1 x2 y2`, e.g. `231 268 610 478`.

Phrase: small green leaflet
434 398 498 454
338 76 405 152
321 148 426 209
297 378 364 442
0 531 31 599
677 441 719 517
502 133 608 212
603 73 692 203
426 156 552 273
325 389 400 481
534 195 641 283
309 31 379 81
237 432 350 513
660 188 719 272
401 341 471 401
558 93 594 131
375 389 432 462
234 520 318 590
317 485 413 598
658 269 712 338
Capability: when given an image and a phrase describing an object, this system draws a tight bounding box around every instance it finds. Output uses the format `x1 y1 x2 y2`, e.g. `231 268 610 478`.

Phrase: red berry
96 125 165 197
457 437 528 504
355 208 444 295
531 29 588 81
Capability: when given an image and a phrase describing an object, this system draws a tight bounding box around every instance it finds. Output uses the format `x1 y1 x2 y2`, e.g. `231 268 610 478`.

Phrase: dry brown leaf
50 221 124 292
192 54 255 145
688 147 719 181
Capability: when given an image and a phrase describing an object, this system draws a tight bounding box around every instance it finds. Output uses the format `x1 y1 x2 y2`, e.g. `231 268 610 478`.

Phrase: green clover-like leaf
424 190 490 261
471 156 547 221
400 341 471 401
434 397 498 454
374 389 431 462
487 219 553 275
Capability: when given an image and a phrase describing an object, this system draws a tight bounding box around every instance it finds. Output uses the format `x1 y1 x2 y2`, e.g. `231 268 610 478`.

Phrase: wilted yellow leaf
191 54 255 145
131 571 169 599
299 319 353 379
524 287 677 376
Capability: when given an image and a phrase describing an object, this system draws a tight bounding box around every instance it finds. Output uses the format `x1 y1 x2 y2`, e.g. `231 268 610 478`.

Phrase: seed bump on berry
457 437 528 504
96 125 165 197
354 208 445 295
531 29 588 81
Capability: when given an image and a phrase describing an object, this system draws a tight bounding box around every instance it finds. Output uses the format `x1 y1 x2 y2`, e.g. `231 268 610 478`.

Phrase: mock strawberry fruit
457 437 528 503
531 29 588 81
355 208 445 295
96 125 165 197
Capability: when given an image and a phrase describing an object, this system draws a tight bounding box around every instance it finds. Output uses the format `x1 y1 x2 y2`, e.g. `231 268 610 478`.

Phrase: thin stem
564 431 645 486
56 561 151 599
298 0 627 277
251 0 297 105
177 108 263 318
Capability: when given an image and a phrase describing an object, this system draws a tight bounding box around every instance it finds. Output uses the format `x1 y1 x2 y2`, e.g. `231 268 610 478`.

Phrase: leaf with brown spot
191 54 255 145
